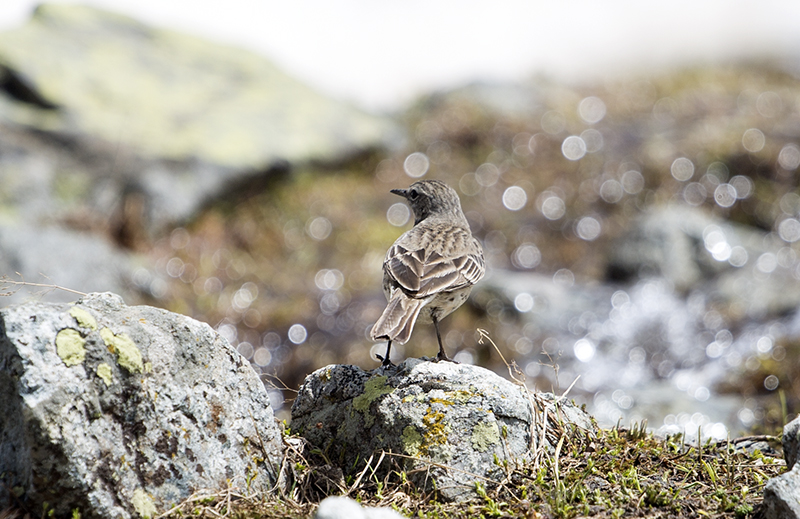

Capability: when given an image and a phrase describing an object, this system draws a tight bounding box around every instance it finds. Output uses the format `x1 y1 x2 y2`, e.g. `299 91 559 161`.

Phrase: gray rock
315 496 406 519
0 292 283 518
0 224 134 305
784 415 800 471
291 359 593 501
0 4 401 233
763 467 800 519
609 204 800 317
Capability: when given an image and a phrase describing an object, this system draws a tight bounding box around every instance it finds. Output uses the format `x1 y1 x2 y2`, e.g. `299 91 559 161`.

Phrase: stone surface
762 467 800 519
607 205 800 317
0 224 134 305
0 292 283 518
314 496 407 519
0 4 401 237
0 4 398 168
784 414 800 471
291 359 593 501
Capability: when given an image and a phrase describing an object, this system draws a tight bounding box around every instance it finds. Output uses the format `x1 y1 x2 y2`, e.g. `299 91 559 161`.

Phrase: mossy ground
157 424 784 519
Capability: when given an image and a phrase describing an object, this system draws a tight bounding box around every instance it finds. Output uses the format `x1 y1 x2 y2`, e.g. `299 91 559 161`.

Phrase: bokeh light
386 202 410 226
670 157 694 181
561 136 587 161
778 144 800 170
578 96 607 124
576 216 601 241
741 128 765 153
403 152 430 178
288 324 308 344
502 186 527 211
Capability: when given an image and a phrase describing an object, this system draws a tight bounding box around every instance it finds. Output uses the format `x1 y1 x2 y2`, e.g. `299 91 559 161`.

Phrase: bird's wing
384 238 485 298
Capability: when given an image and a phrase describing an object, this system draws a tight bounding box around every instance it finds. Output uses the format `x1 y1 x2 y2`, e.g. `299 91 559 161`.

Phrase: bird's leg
433 316 456 363
377 340 394 368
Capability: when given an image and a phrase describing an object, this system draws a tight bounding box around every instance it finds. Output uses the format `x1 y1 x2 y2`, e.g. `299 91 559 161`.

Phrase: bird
370 179 485 367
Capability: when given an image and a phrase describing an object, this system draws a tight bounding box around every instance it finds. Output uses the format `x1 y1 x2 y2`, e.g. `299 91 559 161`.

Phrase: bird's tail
370 292 429 344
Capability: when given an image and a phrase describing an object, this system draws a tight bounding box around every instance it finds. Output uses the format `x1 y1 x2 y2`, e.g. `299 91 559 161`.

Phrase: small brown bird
370 180 485 367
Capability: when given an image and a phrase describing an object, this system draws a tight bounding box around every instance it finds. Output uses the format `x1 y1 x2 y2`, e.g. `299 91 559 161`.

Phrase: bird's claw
435 352 459 364
376 354 395 369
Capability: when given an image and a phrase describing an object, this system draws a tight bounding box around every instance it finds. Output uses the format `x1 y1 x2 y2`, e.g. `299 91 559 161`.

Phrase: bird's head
391 180 464 226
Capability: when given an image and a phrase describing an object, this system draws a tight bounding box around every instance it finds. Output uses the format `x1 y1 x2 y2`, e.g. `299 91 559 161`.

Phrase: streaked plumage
370 180 485 366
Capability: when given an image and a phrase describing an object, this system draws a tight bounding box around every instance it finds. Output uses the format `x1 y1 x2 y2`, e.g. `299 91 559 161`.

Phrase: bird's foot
376 354 395 369
435 351 459 364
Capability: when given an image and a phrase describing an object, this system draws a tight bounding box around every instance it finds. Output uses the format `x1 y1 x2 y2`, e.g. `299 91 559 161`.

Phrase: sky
2 1 800 112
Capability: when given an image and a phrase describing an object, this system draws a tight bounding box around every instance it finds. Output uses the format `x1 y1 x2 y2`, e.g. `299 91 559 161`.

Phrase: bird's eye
408 189 419 200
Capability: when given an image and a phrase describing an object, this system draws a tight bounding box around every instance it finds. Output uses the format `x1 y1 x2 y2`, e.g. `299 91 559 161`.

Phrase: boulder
0 4 400 234
760 415 800 519
291 359 593 501
762 468 800 519
607 205 800 319
783 414 800 471
0 292 283 518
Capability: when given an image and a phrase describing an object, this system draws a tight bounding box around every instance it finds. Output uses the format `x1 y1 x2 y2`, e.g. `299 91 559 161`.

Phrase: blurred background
2 1 800 439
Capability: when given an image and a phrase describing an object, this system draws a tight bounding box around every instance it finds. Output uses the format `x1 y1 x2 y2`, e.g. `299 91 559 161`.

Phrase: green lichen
69 306 97 330
402 425 423 456
131 488 156 518
471 420 500 452
55 328 86 366
352 376 393 412
96 363 113 386
100 327 144 374
351 375 394 427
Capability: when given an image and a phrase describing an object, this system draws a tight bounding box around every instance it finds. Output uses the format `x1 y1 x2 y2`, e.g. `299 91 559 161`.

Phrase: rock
0 4 401 234
607 205 800 318
291 359 593 501
314 496 406 519
762 468 800 519
784 415 800 470
761 416 800 519
0 224 134 305
0 4 398 168
0 292 283 518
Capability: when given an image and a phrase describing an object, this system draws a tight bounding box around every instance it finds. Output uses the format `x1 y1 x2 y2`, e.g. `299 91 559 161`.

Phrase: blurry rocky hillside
2 4 800 435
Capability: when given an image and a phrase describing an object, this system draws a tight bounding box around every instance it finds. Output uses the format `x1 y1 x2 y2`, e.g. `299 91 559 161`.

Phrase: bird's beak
390 188 407 198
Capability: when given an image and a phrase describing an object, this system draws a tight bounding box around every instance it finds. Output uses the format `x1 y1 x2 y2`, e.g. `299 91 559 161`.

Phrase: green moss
131 488 156 518
471 420 500 452
55 328 86 366
69 306 97 330
96 363 113 386
100 328 144 374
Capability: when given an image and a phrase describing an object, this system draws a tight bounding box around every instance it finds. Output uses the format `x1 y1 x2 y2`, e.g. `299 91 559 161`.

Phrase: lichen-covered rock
291 359 593 501
0 292 283 518
0 4 398 169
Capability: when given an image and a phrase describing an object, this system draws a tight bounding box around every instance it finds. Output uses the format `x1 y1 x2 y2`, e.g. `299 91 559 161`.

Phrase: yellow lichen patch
96 363 113 386
131 488 156 518
55 328 86 366
69 306 97 330
418 407 450 456
100 327 144 374
471 420 500 452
